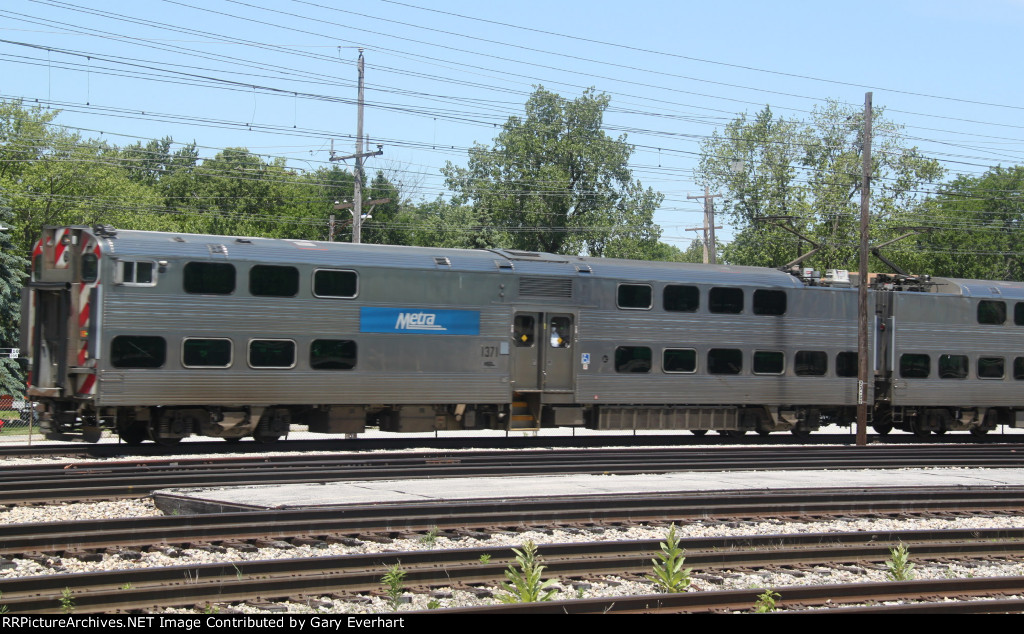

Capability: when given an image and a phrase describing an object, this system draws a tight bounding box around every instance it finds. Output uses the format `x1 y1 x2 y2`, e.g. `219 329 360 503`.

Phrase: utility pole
687 187 722 264
857 92 872 447
329 48 383 244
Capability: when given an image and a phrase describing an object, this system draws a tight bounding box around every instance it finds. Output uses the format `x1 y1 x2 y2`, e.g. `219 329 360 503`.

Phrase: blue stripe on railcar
359 307 481 335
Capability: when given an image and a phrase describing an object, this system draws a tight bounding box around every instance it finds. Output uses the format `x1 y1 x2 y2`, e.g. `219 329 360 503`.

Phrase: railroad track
4 525 1024 613
2 445 1024 504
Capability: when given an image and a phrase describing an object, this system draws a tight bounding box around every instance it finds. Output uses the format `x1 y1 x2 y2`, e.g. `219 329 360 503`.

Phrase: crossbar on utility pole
857 92 872 447
688 187 722 264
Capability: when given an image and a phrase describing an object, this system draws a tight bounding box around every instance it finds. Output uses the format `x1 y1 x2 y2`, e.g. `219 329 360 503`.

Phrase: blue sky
2 0 1023 248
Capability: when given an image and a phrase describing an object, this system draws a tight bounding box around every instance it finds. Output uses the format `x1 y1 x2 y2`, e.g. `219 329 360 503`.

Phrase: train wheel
910 418 931 438
791 427 811 438
970 427 989 436
252 431 281 444
147 421 183 447
222 436 244 443
690 429 708 436
117 421 147 446
872 410 893 436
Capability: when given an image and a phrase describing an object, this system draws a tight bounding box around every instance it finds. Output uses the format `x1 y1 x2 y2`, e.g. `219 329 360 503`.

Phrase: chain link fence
0 395 40 446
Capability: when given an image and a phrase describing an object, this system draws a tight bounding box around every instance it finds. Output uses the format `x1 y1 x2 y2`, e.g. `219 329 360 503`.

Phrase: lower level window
183 338 232 368
249 339 296 368
310 340 357 370
663 348 696 373
708 348 742 375
111 336 165 368
900 354 930 379
615 346 652 373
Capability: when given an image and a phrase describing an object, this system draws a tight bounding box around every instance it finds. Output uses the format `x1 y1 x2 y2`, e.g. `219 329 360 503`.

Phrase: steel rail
3 529 1024 613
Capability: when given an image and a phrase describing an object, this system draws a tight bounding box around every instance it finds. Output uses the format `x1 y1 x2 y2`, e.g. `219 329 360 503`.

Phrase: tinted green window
978 300 1006 325
250 265 299 297
184 262 235 294
663 348 696 373
313 269 358 298
753 351 784 375
978 357 1005 379
900 354 930 379
708 348 742 374
836 352 858 377
310 339 357 370
617 284 652 309
111 336 165 369
249 339 295 368
752 290 786 315
938 354 968 379
709 287 743 314
183 339 232 367
664 285 699 312
795 351 827 376
81 253 98 283
615 346 652 373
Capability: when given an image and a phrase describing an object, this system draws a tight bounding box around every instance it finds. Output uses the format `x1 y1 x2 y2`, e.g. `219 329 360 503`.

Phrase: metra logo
394 312 446 331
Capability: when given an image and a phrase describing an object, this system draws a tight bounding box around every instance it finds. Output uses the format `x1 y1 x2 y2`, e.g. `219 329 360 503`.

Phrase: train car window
513 315 535 347
617 284 652 310
937 354 968 379
313 269 358 298
111 336 166 369
182 338 232 368
250 265 299 297
81 253 99 283
663 285 699 312
977 300 1006 325
708 348 742 374
615 346 652 373
752 351 784 375
752 290 786 315
1016 303 1024 326
116 261 156 286
794 351 827 376
1015 358 1024 380
978 356 1005 379
663 348 697 373
310 339 357 370
900 354 930 379
549 317 571 348
836 352 858 377
709 287 743 314
248 339 296 368
184 262 235 294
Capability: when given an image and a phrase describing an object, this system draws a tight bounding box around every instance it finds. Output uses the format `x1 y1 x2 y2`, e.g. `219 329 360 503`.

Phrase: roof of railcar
81 227 804 288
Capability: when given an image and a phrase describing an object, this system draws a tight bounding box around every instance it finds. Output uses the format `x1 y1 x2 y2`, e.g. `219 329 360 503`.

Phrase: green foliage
646 524 692 593
754 588 781 613
59 587 75 614
0 194 27 395
426 598 441 610
479 553 492 565
497 540 558 604
381 563 407 611
443 86 665 257
698 102 944 271
419 526 439 548
885 543 915 581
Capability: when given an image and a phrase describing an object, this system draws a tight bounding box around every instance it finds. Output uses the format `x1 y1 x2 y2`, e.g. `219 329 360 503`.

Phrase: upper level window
116 260 156 286
1015 303 1024 326
314 269 358 298
752 290 786 315
978 300 1006 325
184 262 235 295
250 265 299 297
617 284 652 310
111 335 165 369
664 285 699 312
709 287 743 314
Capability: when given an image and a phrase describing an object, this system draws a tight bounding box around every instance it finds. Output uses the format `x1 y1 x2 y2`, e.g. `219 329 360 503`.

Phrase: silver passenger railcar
19 226 1024 443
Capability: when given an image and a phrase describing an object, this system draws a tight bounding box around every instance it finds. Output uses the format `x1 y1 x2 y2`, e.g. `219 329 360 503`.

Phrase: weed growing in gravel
885 543 915 581
647 524 692 593
497 540 557 604
419 527 439 548
754 589 781 613
427 598 442 610
59 587 75 614
382 563 407 611
479 553 491 564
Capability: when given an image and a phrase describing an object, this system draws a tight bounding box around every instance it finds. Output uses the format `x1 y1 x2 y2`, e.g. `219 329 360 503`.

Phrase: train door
28 286 70 396
511 312 574 392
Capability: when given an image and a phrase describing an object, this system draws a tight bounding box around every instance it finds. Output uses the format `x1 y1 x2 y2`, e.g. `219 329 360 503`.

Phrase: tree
698 102 944 271
0 194 27 395
442 87 664 256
